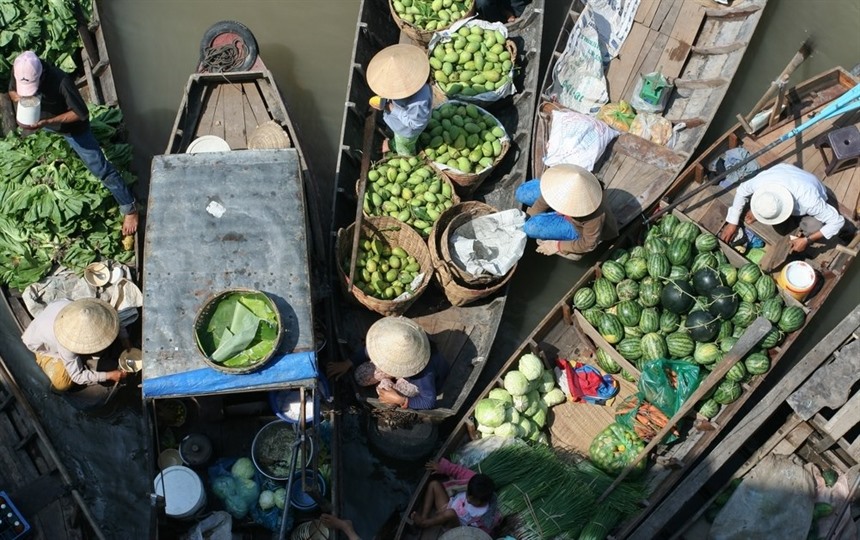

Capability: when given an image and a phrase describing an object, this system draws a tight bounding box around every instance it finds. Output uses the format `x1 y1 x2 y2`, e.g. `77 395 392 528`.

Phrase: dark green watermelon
708 286 739 319
686 310 720 342
661 279 695 314
693 267 723 296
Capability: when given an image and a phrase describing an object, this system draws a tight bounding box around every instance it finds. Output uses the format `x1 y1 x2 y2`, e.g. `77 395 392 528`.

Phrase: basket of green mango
418 100 510 195
389 0 475 47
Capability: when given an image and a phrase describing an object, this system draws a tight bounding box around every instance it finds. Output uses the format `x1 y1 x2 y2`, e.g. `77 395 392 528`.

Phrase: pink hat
13 51 42 97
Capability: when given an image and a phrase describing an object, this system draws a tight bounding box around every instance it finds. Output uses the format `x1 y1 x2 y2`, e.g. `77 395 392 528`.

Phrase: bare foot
122 212 139 236
382 139 390 153
320 514 360 540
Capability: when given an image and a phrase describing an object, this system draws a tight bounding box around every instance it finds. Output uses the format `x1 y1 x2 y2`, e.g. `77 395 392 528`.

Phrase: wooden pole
347 108 379 292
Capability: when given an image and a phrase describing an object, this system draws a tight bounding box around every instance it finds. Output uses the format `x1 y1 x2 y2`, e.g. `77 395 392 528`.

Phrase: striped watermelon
639 307 660 333
733 280 758 303
698 399 721 419
630 245 647 259
720 336 739 353
593 278 618 308
573 287 596 310
602 260 627 284
667 238 694 266
638 277 663 307
718 263 738 286
595 348 621 374
617 300 643 327
694 232 719 252
738 262 762 284
610 248 630 264
624 325 644 338
624 257 649 281
669 265 690 280
726 362 748 382
778 306 806 333
581 308 604 327
646 225 664 242
640 332 668 362
718 320 734 341
714 380 742 404
760 327 784 349
645 237 668 255
694 342 722 365
732 323 747 339
731 301 757 327
666 331 695 357
617 337 643 361
673 221 701 243
659 214 681 237
598 313 625 344
647 253 671 279
755 274 778 300
660 311 681 333
691 252 718 273
616 279 640 301
713 250 729 266
759 297 784 324
621 370 636 382
744 351 771 375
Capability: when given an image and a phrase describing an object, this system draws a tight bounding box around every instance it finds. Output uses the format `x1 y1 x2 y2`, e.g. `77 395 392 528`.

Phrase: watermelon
645 237 668 255
718 263 738 286
744 351 771 375
629 245 647 259
733 280 758 303
660 311 681 333
698 399 721 419
624 257 648 281
695 232 719 252
738 262 762 284
778 306 806 333
659 214 680 237
661 279 696 314
647 253 671 279
638 277 663 307
718 320 734 341
581 308 604 327
725 362 748 382
686 310 720 342
595 348 621 374
692 267 723 296
760 327 784 349
616 279 640 301
708 286 739 319
759 297 784 324
732 323 747 339
694 342 722 365
610 248 630 264
714 380 742 404
673 221 701 243
598 313 625 344
720 336 739 353
621 370 636 382
666 331 695 357
602 260 626 284
713 250 729 266
667 238 694 266
573 287 596 310
755 274 778 300
617 300 643 327
691 252 718 273
594 278 618 308
624 325 644 338
617 337 643 361
639 307 660 333
640 332 668 362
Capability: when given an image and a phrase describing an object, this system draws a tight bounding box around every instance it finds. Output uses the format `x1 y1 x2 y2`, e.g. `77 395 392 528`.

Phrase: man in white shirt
719 163 846 253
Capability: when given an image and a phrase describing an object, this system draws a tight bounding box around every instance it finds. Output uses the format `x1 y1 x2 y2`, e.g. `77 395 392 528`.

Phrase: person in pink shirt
410 458 501 535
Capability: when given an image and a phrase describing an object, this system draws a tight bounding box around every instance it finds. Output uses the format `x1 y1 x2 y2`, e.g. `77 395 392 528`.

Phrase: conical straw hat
366 316 430 378
540 164 603 217
54 298 120 354
248 120 292 149
367 44 430 100
439 527 492 540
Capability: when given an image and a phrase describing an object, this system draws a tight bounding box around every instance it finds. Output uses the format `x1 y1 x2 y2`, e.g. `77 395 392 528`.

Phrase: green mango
483 70 500 83
435 70 448 84
456 157 472 173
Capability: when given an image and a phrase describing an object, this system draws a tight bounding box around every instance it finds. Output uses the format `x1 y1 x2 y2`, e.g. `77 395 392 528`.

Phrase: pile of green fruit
344 233 423 301
419 102 507 175
429 24 513 98
572 213 807 421
390 0 473 32
362 156 456 237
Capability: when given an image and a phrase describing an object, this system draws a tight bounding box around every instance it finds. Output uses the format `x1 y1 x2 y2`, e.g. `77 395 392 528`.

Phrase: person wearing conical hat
515 164 619 260
367 44 432 156
719 163 848 253
21 298 129 391
325 316 448 410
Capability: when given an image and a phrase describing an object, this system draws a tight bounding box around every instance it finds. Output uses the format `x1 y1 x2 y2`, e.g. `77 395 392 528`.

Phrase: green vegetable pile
390 0 473 32
0 0 92 85
0 104 135 289
429 24 513 98
195 291 280 369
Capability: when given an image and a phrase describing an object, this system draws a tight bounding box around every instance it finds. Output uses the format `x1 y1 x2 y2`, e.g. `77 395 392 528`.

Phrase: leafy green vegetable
195 292 280 368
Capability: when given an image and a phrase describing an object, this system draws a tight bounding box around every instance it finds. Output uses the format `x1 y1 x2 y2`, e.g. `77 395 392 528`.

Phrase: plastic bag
552 25 608 114
597 101 636 132
451 435 525 469
629 112 674 145
208 458 261 520
182 511 232 540
588 423 645 475
637 359 701 418
544 108 619 170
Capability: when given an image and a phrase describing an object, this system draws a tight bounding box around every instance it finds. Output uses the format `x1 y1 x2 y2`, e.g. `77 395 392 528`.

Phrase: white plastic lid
186 135 231 153
785 261 815 288
154 466 204 517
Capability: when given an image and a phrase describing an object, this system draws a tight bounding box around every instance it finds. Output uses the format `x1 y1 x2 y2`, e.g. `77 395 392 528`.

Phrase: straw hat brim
438 527 492 540
367 44 430 100
54 298 120 354
540 164 603 217
750 182 794 225
248 120 292 149
366 317 430 378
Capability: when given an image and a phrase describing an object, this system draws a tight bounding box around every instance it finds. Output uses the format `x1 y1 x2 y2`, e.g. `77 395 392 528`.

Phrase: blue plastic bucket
289 470 326 510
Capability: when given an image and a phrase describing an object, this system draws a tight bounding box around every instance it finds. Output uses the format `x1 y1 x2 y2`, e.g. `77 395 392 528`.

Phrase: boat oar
596 317 772 502
347 108 379 292
649 82 860 224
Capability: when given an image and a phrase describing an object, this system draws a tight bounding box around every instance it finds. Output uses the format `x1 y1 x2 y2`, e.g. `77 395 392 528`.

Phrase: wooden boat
633 304 860 539
396 68 860 538
328 0 546 431
145 23 338 538
533 0 767 230
0 2 153 538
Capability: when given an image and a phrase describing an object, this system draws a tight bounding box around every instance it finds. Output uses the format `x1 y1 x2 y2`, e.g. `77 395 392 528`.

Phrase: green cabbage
488 387 513 405
518 354 544 381
518 417 536 439
259 490 276 510
504 370 530 396
505 407 520 425
542 387 567 407
539 369 556 394
477 423 495 435
531 405 547 429
523 390 541 417
274 488 287 510
475 398 508 428
231 457 256 479
493 422 519 438
512 393 529 413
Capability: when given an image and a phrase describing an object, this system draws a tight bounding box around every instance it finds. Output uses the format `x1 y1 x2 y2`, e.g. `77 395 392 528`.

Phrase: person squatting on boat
516 163 619 260
367 44 432 156
476 0 530 23
21 298 131 392
9 51 140 236
326 316 448 410
719 163 848 253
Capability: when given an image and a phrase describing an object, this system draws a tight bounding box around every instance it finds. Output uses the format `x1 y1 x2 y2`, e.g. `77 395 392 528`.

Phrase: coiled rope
200 39 248 73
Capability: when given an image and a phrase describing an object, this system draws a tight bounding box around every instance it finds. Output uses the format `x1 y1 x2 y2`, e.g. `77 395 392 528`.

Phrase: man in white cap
515 164 619 260
366 44 432 156
326 316 448 410
21 298 128 391
719 163 846 253
8 51 139 236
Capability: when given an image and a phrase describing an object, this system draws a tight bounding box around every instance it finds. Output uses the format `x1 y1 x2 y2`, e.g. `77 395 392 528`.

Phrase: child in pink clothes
410 458 501 535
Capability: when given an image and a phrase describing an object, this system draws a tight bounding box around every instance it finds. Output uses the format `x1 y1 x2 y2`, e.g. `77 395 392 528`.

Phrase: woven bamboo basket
389 0 476 48
355 156 460 238
248 120 292 149
428 202 516 306
336 216 433 317
430 40 518 104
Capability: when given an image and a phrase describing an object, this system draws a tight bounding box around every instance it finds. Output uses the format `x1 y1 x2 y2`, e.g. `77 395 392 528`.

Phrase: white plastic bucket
186 135 231 153
776 261 816 301
153 465 206 519
16 96 41 126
